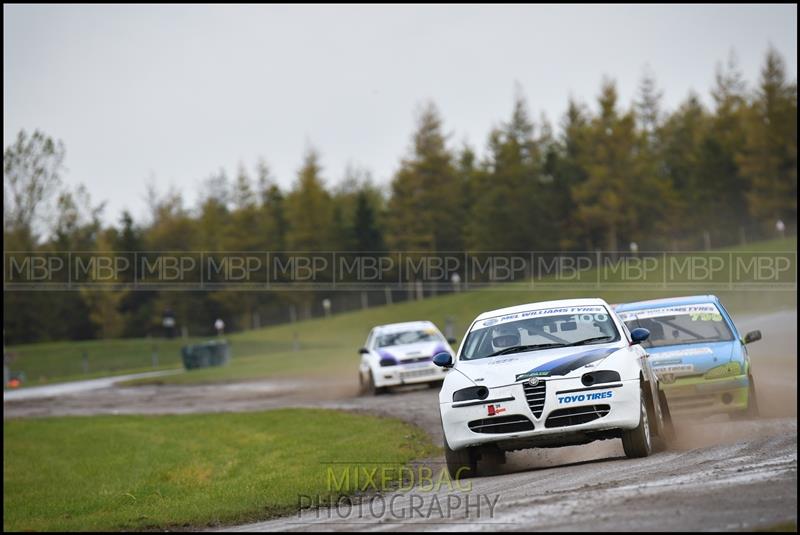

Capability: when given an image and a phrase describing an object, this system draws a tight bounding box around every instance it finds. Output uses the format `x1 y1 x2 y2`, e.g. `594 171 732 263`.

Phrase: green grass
3 409 435 531
8 237 796 387
5 337 201 386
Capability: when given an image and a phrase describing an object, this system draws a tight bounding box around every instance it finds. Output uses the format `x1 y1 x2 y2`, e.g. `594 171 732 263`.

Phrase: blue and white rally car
358 321 456 395
614 295 761 419
433 298 672 478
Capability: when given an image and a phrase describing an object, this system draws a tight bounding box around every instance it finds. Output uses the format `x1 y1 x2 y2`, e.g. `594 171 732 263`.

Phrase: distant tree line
3 49 796 344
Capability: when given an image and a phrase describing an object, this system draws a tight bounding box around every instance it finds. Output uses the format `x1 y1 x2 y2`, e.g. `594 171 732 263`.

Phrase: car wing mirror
630 327 650 344
358 347 370 354
446 337 457 344
433 352 454 368
744 330 762 344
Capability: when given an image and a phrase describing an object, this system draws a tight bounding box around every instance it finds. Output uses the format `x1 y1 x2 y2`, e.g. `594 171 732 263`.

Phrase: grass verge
3 408 435 531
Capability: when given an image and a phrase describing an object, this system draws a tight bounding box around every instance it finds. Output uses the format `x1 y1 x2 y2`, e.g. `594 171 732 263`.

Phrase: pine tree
696 51 752 242
387 102 462 252
572 80 662 251
635 67 664 144
285 148 334 251
468 91 558 251
659 92 708 242
553 99 592 248
737 48 798 227
352 190 385 252
232 163 255 210
197 169 231 251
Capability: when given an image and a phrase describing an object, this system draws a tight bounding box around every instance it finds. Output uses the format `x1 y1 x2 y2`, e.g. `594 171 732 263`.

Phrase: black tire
622 385 654 458
479 444 507 466
443 437 478 480
658 389 675 441
732 376 760 420
428 379 444 389
745 376 760 418
358 372 367 396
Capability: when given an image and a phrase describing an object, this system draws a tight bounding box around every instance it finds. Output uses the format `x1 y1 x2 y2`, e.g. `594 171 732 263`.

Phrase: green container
181 340 231 370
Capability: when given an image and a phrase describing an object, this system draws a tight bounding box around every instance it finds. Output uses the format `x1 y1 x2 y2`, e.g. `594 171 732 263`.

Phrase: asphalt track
4 310 797 531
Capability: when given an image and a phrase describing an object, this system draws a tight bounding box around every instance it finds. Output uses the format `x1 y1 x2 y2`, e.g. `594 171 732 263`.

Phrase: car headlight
379 357 398 367
453 386 489 402
704 362 741 379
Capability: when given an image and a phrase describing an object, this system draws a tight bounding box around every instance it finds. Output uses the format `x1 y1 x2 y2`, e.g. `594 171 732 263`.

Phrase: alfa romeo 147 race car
433 298 673 478
614 295 761 419
358 321 456 395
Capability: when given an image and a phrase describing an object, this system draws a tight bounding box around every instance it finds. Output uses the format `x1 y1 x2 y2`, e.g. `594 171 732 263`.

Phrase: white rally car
358 321 456 395
433 298 673 478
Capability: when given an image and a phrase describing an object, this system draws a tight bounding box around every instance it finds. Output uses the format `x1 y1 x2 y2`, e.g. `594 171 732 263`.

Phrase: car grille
399 367 436 380
399 356 433 365
468 415 535 434
522 381 547 418
544 404 611 428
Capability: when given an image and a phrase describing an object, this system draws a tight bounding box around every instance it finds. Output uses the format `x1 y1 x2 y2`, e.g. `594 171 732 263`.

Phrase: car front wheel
443 436 477 479
622 385 654 458
657 389 675 441
732 375 760 420
365 371 387 396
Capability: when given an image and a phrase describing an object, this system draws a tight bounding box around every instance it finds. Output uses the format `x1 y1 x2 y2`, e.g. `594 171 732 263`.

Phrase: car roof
614 294 720 313
373 321 437 334
474 298 611 321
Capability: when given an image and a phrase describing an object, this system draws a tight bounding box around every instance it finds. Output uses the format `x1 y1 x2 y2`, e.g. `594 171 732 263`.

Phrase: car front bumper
373 362 449 387
659 374 749 416
440 377 642 451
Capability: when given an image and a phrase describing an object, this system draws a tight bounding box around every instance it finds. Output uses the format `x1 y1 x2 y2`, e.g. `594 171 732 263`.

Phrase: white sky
4 4 797 225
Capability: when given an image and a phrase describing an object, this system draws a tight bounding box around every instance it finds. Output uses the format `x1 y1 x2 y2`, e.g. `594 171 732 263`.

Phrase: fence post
445 316 455 341
384 286 392 306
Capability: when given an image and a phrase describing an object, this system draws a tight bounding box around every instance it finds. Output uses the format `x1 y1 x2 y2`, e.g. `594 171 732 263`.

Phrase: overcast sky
4 4 797 225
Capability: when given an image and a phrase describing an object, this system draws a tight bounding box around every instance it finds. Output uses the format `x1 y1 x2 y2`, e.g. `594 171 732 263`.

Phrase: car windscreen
376 329 441 348
618 303 734 348
460 305 620 361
